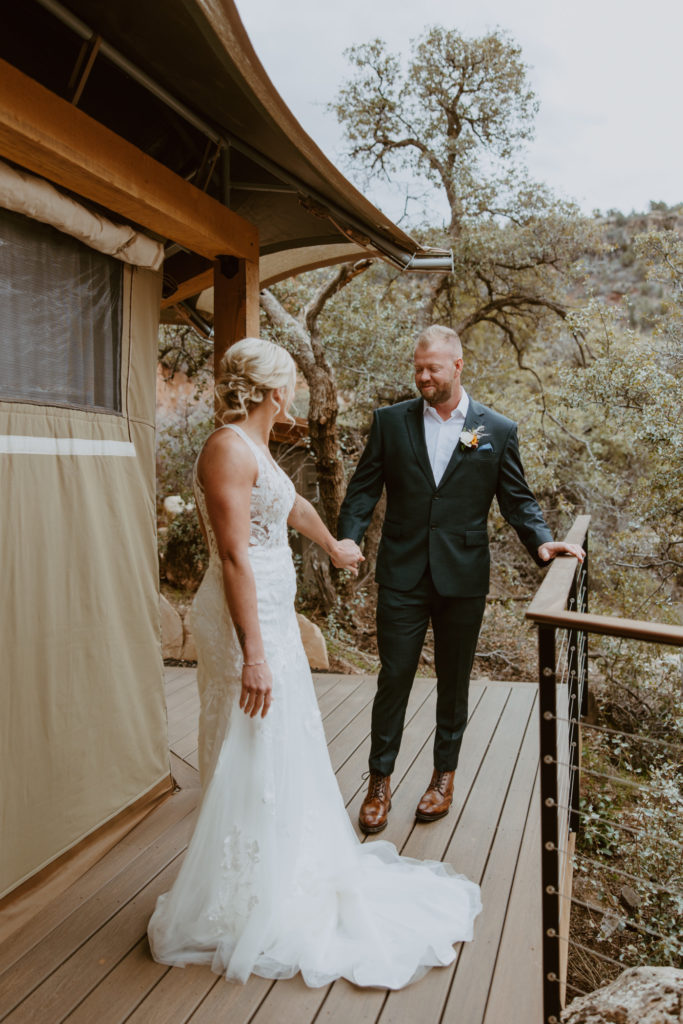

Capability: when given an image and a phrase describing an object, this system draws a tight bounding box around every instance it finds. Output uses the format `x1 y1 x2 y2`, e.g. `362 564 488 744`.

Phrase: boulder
296 613 329 671
160 593 183 660
562 966 683 1024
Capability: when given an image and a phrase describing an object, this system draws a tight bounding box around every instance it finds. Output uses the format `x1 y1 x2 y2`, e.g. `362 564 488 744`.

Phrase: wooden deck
0 669 543 1024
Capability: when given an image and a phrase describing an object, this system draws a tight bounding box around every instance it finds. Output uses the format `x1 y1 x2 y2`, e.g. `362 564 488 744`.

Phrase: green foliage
157 407 213 504
580 794 621 857
156 329 213 586
158 324 213 381
160 507 207 591
556 230 683 628
577 729 683 969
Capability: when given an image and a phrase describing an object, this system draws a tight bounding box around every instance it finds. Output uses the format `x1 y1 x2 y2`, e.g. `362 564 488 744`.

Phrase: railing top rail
526 514 683 646
527 608 683 647
526 515 590 619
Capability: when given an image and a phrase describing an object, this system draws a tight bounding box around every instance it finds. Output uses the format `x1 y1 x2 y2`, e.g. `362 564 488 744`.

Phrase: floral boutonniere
460 427 487 451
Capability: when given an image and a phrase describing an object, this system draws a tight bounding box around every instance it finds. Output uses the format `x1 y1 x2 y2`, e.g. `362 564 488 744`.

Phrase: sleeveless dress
147 424 482 989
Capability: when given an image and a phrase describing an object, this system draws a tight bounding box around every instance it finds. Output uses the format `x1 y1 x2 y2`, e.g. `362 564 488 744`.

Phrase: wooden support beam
0 59 258 262
160 269 214 310
213 257 260 420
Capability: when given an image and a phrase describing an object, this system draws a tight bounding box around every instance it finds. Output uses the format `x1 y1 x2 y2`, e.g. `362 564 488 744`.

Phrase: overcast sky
235 0 682 225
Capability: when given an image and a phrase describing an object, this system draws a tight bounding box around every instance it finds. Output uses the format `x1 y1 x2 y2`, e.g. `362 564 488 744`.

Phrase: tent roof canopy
2 0 451 292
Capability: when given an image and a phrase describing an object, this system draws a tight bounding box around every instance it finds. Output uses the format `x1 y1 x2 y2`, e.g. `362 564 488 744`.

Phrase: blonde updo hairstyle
215 338 296 423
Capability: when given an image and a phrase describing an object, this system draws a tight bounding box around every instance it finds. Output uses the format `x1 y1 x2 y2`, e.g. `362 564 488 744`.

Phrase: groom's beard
418 383 453 406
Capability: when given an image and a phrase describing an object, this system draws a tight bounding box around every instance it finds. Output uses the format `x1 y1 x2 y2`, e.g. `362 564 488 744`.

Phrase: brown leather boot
358 772 392 834
415 769 455 822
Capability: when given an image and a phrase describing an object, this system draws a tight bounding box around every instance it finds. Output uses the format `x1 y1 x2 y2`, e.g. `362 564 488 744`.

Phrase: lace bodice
193 424 296 557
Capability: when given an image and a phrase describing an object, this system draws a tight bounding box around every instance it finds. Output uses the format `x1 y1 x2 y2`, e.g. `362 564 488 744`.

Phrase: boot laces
367 772 388 800
432 771 451 794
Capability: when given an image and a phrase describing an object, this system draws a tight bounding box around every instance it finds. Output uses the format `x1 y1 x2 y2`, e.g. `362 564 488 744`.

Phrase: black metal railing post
538 623 562 1024
579 538 589 718
567 573 581 836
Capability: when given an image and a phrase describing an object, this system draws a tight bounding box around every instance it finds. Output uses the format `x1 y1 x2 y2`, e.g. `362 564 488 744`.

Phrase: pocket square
477 443 493 452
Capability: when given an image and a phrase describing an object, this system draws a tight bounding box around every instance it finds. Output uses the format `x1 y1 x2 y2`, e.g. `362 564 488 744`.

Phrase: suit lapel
436 399 486 491
404 399 438 490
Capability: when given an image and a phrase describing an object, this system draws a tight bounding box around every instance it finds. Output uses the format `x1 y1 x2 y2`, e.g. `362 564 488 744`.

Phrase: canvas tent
0 0 450 903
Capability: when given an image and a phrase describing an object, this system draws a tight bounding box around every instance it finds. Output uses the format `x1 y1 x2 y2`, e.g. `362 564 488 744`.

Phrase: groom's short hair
415 325 463 358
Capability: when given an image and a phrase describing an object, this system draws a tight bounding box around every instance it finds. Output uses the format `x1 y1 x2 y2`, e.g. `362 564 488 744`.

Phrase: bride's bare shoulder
197 427 257 489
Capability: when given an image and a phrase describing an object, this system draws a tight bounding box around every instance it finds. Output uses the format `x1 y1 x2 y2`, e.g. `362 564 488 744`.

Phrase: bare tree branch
303 260 373 337
259 288 315 373
456 293 567 334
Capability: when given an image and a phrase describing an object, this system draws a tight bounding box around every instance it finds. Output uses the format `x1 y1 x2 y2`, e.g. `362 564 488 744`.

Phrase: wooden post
213 255 260 420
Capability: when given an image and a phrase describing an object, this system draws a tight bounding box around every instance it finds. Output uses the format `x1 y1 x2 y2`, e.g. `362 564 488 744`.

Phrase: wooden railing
525 516 683 1024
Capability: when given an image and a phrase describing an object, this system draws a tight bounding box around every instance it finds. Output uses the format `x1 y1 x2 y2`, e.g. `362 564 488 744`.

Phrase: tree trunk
306 364 345 531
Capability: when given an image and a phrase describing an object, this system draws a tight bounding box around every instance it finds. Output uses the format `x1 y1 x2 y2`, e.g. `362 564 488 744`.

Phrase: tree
558 228 683 622
260 259 373 530
333 28 597 346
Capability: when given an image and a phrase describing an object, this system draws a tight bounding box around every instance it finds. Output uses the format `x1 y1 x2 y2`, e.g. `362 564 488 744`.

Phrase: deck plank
164 681 200 712
0 755 197 979
124 966 222 1024
2 671 543 1024
62 937 166 1024
184 976 274 1023
3 854 186 1024
0 792 200 1019
320 679 374 742
443 693 539 1024
319 684 511 1024
332 679 435 783
483 771 542 1024
376 685 536 1024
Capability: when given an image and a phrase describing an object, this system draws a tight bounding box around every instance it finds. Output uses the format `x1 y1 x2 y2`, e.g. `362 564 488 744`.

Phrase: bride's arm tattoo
235 623 247 651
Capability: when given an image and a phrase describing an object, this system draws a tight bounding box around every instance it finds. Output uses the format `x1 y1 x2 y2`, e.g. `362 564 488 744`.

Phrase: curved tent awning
2 0 451 290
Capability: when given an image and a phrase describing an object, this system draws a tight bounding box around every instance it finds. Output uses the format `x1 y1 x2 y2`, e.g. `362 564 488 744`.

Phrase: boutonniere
460 427 487 451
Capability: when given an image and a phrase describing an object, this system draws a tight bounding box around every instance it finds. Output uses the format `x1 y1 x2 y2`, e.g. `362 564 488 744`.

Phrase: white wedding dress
148 424 481 989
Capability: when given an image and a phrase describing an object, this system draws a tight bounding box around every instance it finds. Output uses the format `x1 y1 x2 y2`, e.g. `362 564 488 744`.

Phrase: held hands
538 541 586 564
239 661 273 718
330 538 365 576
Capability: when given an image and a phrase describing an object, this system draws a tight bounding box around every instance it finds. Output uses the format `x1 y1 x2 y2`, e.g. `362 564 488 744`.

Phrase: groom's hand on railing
330 539 365 576
538 541 586 564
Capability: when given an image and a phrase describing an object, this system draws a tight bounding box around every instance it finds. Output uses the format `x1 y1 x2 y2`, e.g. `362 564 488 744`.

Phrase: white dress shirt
422 389 469 486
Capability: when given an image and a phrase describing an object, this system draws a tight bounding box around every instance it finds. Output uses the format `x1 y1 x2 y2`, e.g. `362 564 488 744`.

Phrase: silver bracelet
243 659 266 667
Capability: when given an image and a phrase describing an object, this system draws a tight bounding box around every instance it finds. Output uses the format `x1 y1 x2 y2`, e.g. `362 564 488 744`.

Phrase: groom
338 325 584 834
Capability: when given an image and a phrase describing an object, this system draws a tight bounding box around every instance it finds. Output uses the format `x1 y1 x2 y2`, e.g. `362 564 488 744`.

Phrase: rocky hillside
576 203 683 329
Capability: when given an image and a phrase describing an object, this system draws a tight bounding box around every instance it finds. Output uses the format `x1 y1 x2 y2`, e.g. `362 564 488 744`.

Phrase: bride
148 337 481 989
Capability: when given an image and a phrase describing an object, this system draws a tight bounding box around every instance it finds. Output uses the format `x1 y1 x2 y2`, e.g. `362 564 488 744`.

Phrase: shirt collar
423 388 469 423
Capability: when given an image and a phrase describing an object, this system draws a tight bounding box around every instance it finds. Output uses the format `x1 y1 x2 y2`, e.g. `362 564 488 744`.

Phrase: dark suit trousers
370 569 486 776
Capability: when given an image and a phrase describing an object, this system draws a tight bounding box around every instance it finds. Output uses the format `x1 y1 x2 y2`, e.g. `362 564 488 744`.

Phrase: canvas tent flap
0 158 164 270
0 264 169 898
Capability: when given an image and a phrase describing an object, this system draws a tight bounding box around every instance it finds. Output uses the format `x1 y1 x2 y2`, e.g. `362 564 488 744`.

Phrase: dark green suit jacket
337 396 553 597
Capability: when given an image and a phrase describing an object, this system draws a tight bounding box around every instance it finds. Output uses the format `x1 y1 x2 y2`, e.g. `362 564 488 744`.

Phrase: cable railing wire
552 759 683 803
565 895 682 947
573 853 683 898
565 938 633 971
530 517 683 1023
552 801 682 848
550 716 683 754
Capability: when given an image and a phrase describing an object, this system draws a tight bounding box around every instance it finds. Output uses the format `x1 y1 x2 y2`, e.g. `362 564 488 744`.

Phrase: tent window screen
0 207 123 412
